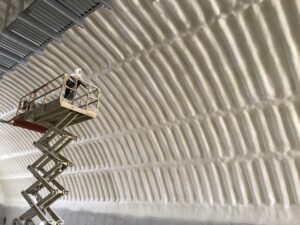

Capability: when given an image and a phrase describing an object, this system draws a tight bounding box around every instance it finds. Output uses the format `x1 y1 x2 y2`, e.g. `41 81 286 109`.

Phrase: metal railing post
85 84 90 109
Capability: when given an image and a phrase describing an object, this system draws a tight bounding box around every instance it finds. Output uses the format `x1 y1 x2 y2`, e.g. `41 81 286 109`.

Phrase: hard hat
74 67 82 75
71 67 82 79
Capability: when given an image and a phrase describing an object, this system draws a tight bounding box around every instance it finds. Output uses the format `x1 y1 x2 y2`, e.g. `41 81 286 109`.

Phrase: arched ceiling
0 0 299 224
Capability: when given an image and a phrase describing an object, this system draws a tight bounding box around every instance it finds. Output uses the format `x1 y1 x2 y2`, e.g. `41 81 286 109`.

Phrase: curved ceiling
0 0 300 224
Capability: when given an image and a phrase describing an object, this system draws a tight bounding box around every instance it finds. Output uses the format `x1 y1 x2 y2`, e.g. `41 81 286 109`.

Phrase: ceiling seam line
0 93 297 161
93 0 268 76
0 149 297 181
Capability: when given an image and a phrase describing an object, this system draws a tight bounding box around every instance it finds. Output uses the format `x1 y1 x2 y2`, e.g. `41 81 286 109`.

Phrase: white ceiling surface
0 0 299 224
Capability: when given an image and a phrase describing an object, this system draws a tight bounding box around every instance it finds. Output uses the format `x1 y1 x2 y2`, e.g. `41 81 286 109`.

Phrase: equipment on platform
2 71 100 225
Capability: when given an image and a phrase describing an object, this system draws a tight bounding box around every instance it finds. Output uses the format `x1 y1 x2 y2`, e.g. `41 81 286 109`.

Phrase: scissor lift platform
11 73 100 225
13 98 98 133
13 73 100 133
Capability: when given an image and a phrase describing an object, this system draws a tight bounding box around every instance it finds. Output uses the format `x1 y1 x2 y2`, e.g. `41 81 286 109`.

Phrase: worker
21 100 30 111
64 68 86 101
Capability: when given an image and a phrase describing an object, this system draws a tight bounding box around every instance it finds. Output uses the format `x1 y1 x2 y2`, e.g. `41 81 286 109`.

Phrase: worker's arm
80 80 88 88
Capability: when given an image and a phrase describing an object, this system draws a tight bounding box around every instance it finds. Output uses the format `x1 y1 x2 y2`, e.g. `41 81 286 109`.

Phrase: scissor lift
11 74 100 225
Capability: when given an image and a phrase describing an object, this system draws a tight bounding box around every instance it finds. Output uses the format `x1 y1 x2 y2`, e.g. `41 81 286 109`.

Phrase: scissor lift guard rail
8 74 101 225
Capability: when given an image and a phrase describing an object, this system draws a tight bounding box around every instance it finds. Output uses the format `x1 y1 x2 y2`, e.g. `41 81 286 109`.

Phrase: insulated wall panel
0 0 299 224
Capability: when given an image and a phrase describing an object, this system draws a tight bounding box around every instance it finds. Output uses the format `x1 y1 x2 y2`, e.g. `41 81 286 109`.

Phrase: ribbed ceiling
0 0 299 224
